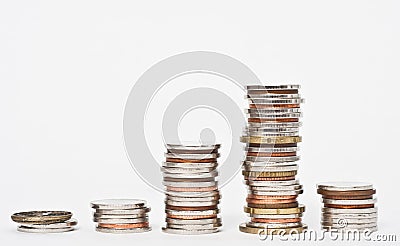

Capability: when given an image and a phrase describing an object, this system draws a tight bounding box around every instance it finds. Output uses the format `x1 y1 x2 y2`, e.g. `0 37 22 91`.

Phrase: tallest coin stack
239 85 307 235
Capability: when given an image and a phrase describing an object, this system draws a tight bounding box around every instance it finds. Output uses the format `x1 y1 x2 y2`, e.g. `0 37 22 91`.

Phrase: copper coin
249 104 300 109
98 222 149 229
247 194 298 200
246 198 297 204
247 202 299 209
248 118 299 123
168 149 218 154
166 205 218 211
166 186 218 192
247 152 297 157
317 189 376 196
322 195 373 200
251 217 301 223
325 204 375 209
166 158 217 163
249 143 297 148
245 176 296 181
166 214 217 220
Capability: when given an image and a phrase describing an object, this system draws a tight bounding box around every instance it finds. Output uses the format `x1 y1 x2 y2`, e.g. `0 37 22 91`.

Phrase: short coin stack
90 199 151 233
317 182 378 232
11 211 77 233
162 143 222 235
239 84 307 234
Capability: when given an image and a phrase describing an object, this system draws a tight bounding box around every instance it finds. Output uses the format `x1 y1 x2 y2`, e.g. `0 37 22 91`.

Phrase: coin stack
317 182 378 232
161 143 222 235
239 84 307 234
90 199 151 233
11 211 77 233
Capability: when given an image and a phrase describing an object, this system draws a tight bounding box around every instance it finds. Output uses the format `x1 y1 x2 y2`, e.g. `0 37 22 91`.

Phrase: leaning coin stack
239 84 307 234
162 143 222 235
317 182 378 232
11 211 77 233
90 199 151 233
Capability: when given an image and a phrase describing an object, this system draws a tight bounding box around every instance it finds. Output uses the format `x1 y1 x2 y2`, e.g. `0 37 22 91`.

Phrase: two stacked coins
239 85 307 234
317 182 378 232
11 211 77 233
162 144 222 235
90 199 151 233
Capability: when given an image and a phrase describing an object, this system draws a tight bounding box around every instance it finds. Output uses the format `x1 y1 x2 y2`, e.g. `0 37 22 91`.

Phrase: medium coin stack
317 182 378 232
11 211 77 233
239 84 307 234
90 199 151 233
162 143 222 235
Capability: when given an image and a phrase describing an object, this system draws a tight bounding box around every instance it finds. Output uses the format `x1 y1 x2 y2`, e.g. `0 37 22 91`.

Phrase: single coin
245 146 299 152
247 202 299 209
98 222 149 229
247 89 299 95
322 194 374 200
245 176 296 181
247 122 302 128
242 161 299 167
167 149 218 154
166 209 219 216
165 200 218 207
244 205 305 215
93 213 146 219
246 108 301 114
90 199 146 209
246 85 301 90
166 195 220 202
166 143 220 151
11 211 72 224
239 223 307 234
250 213 302 219
317 189 376 196
324 204 375 209
322 213 378 219
95 227 151 233
166 186 218 192
93 217 148 224
162 227 219 235
17 226 74 233
242 170 297 178
163 181 217 188
245 156 300 163
322 198 377 205
164 153 220 159
241 136 302 144
321 221 377 228
247 194 298 200
248 190 303 196
246 112 302 119
166 223 221 230
248 98 304 105
317 182 373 191
247 221 302 229
248 186 303 192
322 217 377 224
322 226 377 232
94 208 150 215
165 191 220 197
321 207 378 214
166 158 218 163
165 205 218 211
166 218 221 225
161 167 216 174
242 165 298 172
248 118 299 123
167 214 218 220
249 103 300 109
247 197 298 204
163 171 218 179
251 217 301 223
246 151 297 157
162 162 218 169
18 219 78 229
245 180 299 186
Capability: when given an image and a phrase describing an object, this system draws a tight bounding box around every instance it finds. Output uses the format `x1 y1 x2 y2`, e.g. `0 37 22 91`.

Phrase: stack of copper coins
317 182 378 232
239 84 307 234
90 199 151 233
161 144 222 235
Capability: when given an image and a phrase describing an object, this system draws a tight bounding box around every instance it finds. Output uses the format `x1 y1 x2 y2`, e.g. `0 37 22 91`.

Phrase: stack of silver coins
239 85 307 234
317 182 378 232
161 143 222 235
90 199 151 233
11 211 77 233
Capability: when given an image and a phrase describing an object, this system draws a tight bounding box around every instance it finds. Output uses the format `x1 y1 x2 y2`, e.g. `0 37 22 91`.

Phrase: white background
1 0 399 245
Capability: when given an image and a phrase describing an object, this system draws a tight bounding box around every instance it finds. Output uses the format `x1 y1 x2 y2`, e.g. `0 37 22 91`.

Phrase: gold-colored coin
242 170 297 177
244 205 305 215
11 211 72 224
239 223 307 234
240 136 302 144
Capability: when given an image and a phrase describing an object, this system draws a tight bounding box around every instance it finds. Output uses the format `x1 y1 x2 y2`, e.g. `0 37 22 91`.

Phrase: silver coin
245 127 300 133
243 131 300 137
246 108 301 114
250 213 302 219
247 122 302 128
165 200 219 207
322 207 378 214
18 219 78 229
162 162 218 169
163 181 217 188
246 94 302 99
93 213 147 219
322 217 377 224
90 199 146 209
246 112 302 119
166 143 220 151
322 213 378 219
322 226 377 232
17 226 74 233
96 226 151 233
248 190 303 196
162 227 219 235
246 85 301 90
161 167 217 174
317 182 373 191
321 222 377 228
242 161 299 167
322 198 377 205
242 165 298 172
93 217 148 224
94 207 151 215
245 147 299 152
166 223 221 230
166 195 220 202
165 209 219 216
165 191 220 197
164 153 220 159
163 170 218 179
245 156 300 163
248 98 304 104
245 180 299 186
247 222 302 229
166 218 221 225
248 186 303 192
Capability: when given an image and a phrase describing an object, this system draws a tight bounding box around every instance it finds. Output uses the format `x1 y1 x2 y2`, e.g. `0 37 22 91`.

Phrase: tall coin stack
239 84 307 234
162 143 222 235
90 199 151 233
11 211 77 233
317 182 378 232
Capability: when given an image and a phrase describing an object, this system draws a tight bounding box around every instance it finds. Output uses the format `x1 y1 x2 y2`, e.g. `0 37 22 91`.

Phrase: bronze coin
322 195 373 200
166 186 218 192
247 195 298 200
317 189 376 196
244 176 296 181
247 202 299 209
247 152 297 157
324 204 375 209
249 104 300 109
248 143 297 148
251 217 301 223
166 158 217 163
165 205 218 211
167 149 218 154
248 118 299 123
246 198 297 204
166 214 217 220
98 222 149 229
